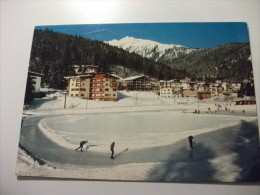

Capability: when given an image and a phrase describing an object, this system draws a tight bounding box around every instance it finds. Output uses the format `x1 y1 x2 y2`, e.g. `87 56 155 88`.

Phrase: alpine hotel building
65 65 119 101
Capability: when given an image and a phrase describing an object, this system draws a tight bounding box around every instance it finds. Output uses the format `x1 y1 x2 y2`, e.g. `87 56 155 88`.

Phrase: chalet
28 71 44 92
124 75 153 91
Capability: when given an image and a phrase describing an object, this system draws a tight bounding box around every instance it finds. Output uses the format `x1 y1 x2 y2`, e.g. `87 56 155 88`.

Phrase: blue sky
35 23 249 49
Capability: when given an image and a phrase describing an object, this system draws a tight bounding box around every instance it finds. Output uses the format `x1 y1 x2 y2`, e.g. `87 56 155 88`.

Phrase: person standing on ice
75 140 88 152
110 141 115 159
188 136 194 149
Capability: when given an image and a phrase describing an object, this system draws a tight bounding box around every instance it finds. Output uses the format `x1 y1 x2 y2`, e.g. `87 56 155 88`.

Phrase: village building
65 73 119 101
230 82 242 92
159 80 174 98
65 65 119 101
221 82 228 91
65 75 92 99
180 78 191 90
197 91 211 100
28 71 44 92
172 80 182 93
189 82 198 91
180 77 191 83
182 90 197 98
90 73 119 101
72 65 98 75
197 81 206 91
152 81 160 95
124 75 153 91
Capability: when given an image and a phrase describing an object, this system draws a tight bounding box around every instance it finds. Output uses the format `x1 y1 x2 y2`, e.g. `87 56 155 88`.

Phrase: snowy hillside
106 36 196 61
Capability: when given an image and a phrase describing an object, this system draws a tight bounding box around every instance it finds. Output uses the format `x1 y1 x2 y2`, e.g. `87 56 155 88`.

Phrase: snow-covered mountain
106 36 197 61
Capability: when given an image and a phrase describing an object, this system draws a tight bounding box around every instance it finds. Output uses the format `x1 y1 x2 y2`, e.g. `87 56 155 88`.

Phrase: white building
28 71 43 92
159 80 174 98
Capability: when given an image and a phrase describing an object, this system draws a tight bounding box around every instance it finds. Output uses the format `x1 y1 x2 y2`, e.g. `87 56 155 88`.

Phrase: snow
16 90 260 182
106 36 195 59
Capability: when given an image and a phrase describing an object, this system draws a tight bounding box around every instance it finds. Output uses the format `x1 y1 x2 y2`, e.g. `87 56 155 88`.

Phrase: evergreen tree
24 76 35 105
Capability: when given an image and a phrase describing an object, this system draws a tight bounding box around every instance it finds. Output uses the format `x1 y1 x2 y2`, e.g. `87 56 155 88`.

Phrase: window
81 94 84 96
105 88 109 91
75 94 78 96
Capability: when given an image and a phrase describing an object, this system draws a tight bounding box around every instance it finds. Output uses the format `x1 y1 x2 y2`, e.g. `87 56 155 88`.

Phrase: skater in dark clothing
188 136 194 149
75 140 88 152
110 142 115 159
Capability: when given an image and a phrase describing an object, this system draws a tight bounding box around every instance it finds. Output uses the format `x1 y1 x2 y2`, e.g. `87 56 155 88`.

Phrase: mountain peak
106 36 196 60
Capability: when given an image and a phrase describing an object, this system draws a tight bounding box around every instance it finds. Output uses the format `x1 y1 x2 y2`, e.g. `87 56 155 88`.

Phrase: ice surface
16 90 260 182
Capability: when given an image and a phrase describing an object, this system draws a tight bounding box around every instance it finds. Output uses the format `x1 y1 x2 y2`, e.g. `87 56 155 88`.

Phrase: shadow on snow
147 143 216 182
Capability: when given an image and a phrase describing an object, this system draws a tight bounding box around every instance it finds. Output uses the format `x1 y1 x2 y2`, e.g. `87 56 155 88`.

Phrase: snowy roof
72 65 98 68
93 73 120 79
28 71 44 77
64 74 93 79
124 75 146 81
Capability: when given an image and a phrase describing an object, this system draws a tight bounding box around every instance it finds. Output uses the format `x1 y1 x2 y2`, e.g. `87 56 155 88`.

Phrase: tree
24 76 35 105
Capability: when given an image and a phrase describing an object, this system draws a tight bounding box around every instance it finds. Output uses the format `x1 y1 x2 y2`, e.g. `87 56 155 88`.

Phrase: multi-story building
159 80 174 98
65 75 92 99
65 73 119 101
124 75 153 91
90 73 119 101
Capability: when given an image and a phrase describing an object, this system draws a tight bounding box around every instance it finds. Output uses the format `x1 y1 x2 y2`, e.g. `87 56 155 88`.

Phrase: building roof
28 71 44 77
64 74 93 79
72 65 99 68
93 73 120 79
124 75 147 81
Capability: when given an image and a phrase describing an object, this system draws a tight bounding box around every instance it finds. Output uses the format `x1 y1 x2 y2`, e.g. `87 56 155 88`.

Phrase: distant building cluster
30 65 254 102
157 77 254 100
119 75 254 100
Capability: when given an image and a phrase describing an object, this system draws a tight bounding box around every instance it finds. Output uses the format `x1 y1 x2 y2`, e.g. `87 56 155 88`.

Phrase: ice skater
110 141 115 159
75 140 88 152
188 136 194 149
